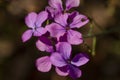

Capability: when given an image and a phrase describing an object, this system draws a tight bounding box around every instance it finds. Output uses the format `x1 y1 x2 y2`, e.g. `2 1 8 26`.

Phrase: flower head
22 11 48 42
48 0 80 12
46 12 89 45
50 42 89 78
46 0 80 18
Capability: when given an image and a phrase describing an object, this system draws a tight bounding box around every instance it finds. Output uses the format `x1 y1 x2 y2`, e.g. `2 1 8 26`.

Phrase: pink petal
35 11 48 27
33 27 47 36
36 56 52 72
71 53 89 66
46 23 65 40
36 40 54 52
55 67 69 76
56 42 71 60
66 0 80 10
22 30 33 42
50 52 67 67
55 13 68 27
69 65 82 78
70 14 89 28
48 0 63 11
67 30 83 45
45 6 55 18
25 12 37 28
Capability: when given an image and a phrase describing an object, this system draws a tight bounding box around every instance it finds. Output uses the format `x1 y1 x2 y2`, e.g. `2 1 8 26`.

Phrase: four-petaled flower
22 11 48 42
46 0 80 18
46 12 89 45
50 42 89 78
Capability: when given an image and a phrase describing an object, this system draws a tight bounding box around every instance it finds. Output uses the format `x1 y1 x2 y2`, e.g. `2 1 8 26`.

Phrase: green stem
92 37 96 56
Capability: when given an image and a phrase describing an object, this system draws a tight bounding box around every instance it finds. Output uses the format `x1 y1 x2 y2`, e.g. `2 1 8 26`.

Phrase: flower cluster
22 0 89 79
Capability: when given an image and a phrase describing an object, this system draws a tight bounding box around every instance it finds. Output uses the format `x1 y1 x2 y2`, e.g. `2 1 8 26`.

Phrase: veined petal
36 40 54 52
48 0 63 11
56 42 71 60
46 23 65 40
22 30 33 42
66 0 80 10
50 52 67 67
33 27 47 36
70 14 89 28
36 56 52 72
35 11 48 27
69 65 82 78
68 11 79 21
55 66 69 76
25 12 37 28
71 53 89 66
67 30 83 45
55 13 68 27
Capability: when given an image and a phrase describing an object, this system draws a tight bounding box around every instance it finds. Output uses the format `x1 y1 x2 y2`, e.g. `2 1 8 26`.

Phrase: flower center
67 59 71 64
66 26 70 30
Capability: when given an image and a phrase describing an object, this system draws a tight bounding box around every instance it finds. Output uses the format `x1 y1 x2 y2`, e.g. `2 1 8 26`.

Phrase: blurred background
0 0 120 80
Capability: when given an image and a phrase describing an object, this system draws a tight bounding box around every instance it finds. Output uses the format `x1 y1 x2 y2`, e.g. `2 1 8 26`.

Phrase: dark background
0 0 120 80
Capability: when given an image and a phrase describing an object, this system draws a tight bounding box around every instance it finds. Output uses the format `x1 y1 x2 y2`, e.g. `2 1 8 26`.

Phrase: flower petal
46 23 65 40
36 40 54 52
55 13 68 27
59 33 67 42
71 53 89 66
55 66 69 76
68 11 79 23
35 11 48 27
48 0 63 11
45 6 55 18
56 42 71 60
50 52 67 67
39 35 52 46
70 14 89 28
66 0 80 10
22 30 33 42
67 30 83 45
33 27 47 36
25 12 37 28
69 65 82 78
36 56 52 72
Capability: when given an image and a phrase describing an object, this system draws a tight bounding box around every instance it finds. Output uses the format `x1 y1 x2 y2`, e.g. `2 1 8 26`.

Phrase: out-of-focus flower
46 0 80 18
46 12 89 45
49 0 80 11
22 11 48 42
50 42 89 78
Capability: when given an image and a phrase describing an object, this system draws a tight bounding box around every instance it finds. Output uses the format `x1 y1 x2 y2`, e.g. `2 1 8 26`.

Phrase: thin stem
83 25 120 38
93 19 104 31
92 37 96 56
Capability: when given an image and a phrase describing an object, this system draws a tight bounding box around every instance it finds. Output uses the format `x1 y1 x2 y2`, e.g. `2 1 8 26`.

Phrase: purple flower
48 0 80 11
22 11 48 42
50 42 89 78
46 0 80 18
36 56 52 72
36 32 57 52
46 12 89 45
